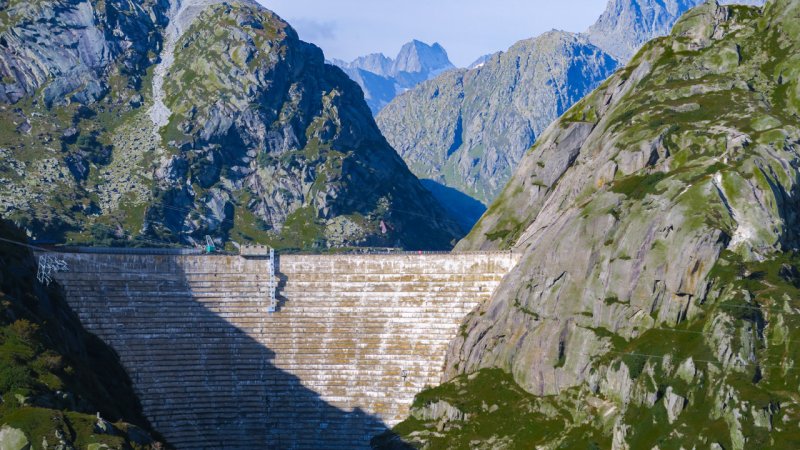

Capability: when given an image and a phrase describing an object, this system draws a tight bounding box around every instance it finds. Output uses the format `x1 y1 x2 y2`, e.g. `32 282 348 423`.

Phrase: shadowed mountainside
0 219 168 448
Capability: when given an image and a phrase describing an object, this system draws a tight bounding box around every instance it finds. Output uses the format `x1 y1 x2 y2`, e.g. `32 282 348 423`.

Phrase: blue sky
259 0 611 67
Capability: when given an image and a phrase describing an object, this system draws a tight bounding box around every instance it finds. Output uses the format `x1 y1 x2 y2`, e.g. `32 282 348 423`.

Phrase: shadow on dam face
53 254 405 449
48 251 518 449
160 264 386 448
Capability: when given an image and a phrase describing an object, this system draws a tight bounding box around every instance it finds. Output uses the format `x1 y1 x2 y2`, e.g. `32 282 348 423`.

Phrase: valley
1 0 798 449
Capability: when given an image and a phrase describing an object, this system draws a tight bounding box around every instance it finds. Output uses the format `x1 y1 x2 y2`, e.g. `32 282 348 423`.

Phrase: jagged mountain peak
335 39 455 78
584 0 705 60
338 52 394 77
583 0 767 61
392 39 454 76
331 39 456 114
467 53 498 69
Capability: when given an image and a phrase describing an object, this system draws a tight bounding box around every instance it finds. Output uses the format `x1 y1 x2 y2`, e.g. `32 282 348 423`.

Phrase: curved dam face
46 251 519 449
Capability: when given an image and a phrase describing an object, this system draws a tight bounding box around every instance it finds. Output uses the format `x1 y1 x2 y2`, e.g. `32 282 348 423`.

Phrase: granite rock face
385 1 800 447
0 0 167 106
0 0 462 250
452 0 800 391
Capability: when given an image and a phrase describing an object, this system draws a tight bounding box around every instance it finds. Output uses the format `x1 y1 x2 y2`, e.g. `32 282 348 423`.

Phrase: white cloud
290 18 337 40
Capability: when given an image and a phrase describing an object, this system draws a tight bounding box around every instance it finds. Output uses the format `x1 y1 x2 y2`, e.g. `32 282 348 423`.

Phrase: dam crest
45 249 519 449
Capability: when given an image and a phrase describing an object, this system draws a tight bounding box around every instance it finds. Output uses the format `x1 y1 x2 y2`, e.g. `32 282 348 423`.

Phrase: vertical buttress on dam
47 251 519 449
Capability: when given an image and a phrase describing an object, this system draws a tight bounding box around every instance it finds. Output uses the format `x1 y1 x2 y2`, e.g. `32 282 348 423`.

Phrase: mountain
0 0 463 250
333 53 394 77
0 220 167 448
392 40 454 77
375 0 723 229
376 32 619 208
332 40 456 114
378 0 800 447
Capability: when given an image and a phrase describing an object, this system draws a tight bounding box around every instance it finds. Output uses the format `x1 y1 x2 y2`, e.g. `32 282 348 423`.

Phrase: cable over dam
43 250 519 449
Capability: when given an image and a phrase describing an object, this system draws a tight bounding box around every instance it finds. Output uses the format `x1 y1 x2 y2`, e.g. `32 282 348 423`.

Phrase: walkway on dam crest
43 249 520 449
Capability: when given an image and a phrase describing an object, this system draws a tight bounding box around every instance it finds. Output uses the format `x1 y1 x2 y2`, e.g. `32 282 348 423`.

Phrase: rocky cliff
332 40 456 114
0 220 167 449
0 0 462 250
382 0 800 447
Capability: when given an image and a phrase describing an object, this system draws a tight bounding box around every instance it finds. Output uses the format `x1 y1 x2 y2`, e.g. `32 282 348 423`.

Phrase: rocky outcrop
0 0 167 106
385 0 800 447
411 400 468 423
452 0 800 391
0 426 29 450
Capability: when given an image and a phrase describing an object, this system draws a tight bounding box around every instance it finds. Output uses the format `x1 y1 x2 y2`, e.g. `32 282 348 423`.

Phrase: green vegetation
562 97 599 124
267 206 327 251
373 369 600 450
513 298 540 320
610 172 668 200
484 228 511 242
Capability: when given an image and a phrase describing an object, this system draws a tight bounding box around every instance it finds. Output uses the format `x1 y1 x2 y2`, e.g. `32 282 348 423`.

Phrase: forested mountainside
0 0 462 251
0 220 167 449
378 0 800 448
375 0 764 228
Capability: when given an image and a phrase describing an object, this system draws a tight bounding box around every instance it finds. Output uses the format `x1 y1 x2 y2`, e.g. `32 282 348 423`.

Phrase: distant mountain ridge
584 0 719 60
583 0 765 61
331 40 455 114
377 31 619 208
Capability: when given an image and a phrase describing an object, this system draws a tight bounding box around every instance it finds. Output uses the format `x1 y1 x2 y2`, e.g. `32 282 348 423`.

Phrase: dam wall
47 251 518 449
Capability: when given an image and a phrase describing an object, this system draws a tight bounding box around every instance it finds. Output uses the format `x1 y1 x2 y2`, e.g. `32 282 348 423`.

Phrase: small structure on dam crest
44 249 519 449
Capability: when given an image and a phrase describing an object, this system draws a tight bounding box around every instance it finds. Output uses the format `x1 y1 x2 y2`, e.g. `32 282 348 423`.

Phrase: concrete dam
45 249 519 449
